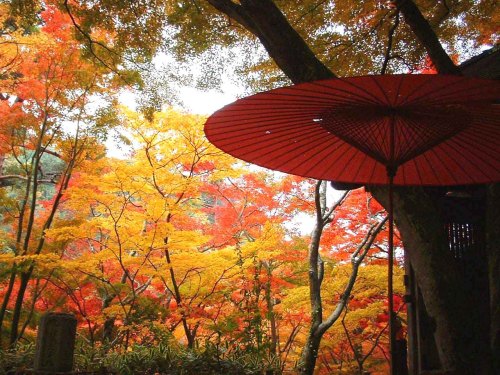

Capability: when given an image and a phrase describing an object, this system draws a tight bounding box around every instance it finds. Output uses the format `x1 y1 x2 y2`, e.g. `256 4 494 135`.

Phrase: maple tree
0 100 407 374
0 4 117 346
45 108 236 347
2 102 398 372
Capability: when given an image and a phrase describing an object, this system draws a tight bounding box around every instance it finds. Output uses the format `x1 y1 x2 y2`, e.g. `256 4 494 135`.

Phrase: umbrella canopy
205 74 499 186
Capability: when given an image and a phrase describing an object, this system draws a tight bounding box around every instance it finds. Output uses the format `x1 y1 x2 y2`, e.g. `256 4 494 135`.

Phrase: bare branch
319 216 388 334
381 10 400 74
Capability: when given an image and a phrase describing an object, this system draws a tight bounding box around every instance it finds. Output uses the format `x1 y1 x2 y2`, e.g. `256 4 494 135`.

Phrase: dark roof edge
459 45 500 79
460 45 499 68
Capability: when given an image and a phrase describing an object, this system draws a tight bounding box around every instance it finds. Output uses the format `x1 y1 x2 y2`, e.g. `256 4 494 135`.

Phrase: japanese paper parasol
204 74 500 370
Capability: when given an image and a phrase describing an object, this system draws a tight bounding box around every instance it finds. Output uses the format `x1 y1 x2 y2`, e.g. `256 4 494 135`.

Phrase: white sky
119 86 237 114
179 87 237 115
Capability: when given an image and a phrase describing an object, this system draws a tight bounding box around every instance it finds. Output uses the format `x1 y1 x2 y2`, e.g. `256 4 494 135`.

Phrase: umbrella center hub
318 104 472 166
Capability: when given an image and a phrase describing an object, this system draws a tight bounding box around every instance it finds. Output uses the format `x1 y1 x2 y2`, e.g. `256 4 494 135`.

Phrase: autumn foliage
0 4 407 374
0 107 405 372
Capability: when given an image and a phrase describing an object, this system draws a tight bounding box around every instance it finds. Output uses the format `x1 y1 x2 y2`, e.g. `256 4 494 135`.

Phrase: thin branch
319 216 388 334
381 10 400 74
62 0 136 83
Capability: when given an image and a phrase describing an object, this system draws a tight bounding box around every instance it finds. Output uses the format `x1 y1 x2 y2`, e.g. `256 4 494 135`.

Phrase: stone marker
34 312 77 373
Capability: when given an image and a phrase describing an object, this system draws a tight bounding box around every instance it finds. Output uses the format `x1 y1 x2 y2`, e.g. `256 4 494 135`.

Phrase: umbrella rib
425 147 463 185
438 144 491 182
418 149 449 185
371 117 390 162
409 157 424 185
447 120 500 162
311 80 383 106
439 132 500 179
372 75 396 106
394 74 406 107
402 77 497 107
219 94 356 112
272 137 354 178
213 105 329 117
344 151 372 183
398 159 408 185
398 115 436 162
209 115 320 128
398 75 452 106
211 127 329 155
266 85 381 106
208 112 321 130
319 142 373 182
230 125 343 163
267 92 360 106
394 116 411 162
207 116 330 143
367 153 380 183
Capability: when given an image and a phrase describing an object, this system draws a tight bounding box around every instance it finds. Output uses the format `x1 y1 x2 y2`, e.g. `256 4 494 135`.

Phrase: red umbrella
204 74 500 371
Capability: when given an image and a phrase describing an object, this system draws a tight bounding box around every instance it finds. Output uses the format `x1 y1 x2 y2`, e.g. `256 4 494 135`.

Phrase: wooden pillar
487 183 500 374
405 258 418 374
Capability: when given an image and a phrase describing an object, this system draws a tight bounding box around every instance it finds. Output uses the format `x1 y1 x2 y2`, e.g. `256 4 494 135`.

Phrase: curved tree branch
207 0 335 83
393 0 461 74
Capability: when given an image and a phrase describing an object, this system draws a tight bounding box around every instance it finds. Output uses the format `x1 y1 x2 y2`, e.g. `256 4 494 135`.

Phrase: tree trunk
102 293 116 343
298 183 385 373
263 263 278 357
299 327 323 375
8 158 76 346
0 268 17 345
298 181 327 374
164 242 197 348
9 271 31 346
102 271 129 343
394 0 461 75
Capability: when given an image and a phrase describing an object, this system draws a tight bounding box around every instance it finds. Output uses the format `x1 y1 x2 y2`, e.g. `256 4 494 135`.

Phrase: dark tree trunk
394 0 461 75
263 263 278 357
207 0 335 83
102 271 129 343
0 268 16 345
9 271 31 346
102 316 115 343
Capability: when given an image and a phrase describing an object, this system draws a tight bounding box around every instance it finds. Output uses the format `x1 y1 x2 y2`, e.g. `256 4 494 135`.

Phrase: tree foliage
1 101 403 372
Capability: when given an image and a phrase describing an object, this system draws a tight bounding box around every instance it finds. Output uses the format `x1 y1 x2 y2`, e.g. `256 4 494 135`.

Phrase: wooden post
34 312 77 373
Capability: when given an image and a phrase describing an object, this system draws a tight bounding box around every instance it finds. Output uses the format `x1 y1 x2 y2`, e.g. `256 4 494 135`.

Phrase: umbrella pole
388 114 396 375
388 173 395 375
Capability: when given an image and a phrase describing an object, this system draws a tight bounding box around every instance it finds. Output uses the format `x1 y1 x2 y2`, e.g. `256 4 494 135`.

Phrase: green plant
0 343 35 375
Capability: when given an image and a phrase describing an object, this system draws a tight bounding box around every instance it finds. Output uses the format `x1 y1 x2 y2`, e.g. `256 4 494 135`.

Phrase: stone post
34 312 77 373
